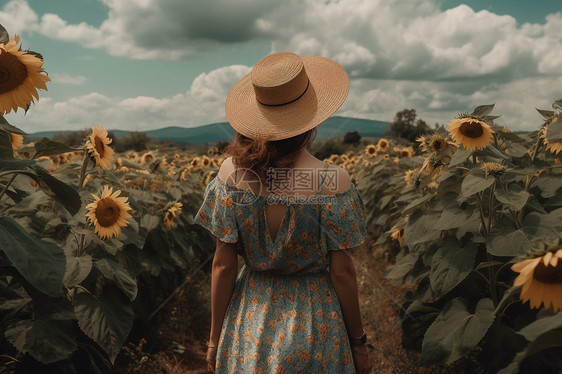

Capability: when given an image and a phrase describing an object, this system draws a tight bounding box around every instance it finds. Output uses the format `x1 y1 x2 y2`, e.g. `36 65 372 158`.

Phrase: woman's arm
209 238 239 345
328 247 364 338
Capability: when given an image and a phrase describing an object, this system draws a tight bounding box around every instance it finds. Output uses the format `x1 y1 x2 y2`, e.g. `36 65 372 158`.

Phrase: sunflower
400 148 412 157
180 167 190 181
190 156 201 168
202 155 211 167
9 133 23 149
85 185 133 240
365 144 377 157
85 125 115 170
341 154 349 162
205 171 216 186
447 117 495 151
127 151 139 162
481 162 506 177
416 135 428 152
539 119 562 155
140 151 154 165
511 249 562 312
164 202 183 229
383 154 390 160
429 134 448 153
390 228 404 245
0 35 51 114
377 138 389 152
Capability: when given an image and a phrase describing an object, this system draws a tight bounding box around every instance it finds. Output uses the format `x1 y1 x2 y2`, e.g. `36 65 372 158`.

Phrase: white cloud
50 73 88 85
0 0 37 35
2 0 561 134
9 65 251 133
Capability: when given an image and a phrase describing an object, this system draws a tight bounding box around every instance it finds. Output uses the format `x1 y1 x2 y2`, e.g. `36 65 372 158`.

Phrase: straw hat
225 52 349 141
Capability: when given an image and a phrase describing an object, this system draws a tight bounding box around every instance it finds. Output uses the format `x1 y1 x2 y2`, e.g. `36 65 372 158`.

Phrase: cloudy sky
1 0 561 134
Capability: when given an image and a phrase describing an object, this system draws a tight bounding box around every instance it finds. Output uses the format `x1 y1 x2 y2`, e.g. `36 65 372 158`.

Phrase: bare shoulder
323 163 351 195
217 156 236 186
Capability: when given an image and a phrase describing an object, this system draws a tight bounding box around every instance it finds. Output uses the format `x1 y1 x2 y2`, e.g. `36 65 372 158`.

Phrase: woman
194 52 373 373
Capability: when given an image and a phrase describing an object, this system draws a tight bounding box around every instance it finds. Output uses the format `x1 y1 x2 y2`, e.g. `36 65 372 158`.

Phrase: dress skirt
215 264 356 373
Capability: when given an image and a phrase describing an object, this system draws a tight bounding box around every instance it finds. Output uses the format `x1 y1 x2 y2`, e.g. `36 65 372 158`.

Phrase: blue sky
1 0 561 133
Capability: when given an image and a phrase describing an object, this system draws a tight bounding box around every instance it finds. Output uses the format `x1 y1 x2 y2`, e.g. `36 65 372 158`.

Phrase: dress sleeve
322 186 367 251
193 177 239 243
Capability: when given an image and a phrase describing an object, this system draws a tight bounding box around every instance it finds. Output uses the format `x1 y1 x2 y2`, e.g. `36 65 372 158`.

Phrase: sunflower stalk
476 190 498 307
78 151 90 189
497 178 522 229
0 173 17 201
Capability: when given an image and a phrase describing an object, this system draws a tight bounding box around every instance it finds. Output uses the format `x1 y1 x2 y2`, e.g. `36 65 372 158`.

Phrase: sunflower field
2 23 562 373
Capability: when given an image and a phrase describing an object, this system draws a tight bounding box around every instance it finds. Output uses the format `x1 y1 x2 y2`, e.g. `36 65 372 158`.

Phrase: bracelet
206 341 217 349
349 330 366 340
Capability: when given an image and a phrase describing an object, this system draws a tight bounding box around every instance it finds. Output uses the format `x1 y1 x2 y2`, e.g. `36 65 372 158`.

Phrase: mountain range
30 116 391 145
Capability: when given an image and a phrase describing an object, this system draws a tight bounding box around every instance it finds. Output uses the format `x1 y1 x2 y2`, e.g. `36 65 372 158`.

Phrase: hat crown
251 52 309 106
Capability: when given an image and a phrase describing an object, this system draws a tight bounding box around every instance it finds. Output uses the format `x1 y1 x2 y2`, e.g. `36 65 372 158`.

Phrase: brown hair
224 128 317 190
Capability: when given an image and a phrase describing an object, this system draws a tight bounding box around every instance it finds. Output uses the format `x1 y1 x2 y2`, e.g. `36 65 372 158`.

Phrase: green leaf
0 216 65 297
420 297 495 365
471 104 495 117
384 252 418 281
402 192 435 215
0 129 14 160
0 114 27 135
0 159 35 171
0 23 8 44
494 183 530 211
33 137 83 159
5 319 77 364
429 238 477 299
63 253 93 287
536 108 555 120
505 142 528 157
404 209 442 247
493 286 521 315
486 220 532 257
449 147 472 167
534 174 562 198
27 164 82 215
545 117 562 143
460 169 495 198
518 311 562 341
498 329 562 374
73 285 134 364
401 300 440 349
94 258 138 302
436 201 474 230
521 211 562 245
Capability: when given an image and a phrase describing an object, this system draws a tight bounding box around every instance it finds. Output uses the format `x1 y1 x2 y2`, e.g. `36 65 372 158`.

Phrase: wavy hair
223 128 317 190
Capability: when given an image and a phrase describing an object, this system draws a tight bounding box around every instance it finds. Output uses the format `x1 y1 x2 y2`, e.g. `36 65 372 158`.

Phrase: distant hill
30 116 390 145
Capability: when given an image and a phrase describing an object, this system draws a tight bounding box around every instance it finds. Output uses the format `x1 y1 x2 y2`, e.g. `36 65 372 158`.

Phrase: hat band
256 79 310 107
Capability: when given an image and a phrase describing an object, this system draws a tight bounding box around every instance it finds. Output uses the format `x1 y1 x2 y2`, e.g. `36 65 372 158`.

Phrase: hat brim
225 56 349 141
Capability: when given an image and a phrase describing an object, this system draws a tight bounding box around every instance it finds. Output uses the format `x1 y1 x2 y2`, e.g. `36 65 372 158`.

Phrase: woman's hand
206 345 217 373
351 345 373 374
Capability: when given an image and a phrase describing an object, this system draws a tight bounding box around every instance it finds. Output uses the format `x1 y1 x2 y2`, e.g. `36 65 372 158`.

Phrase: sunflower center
432 140 444 151
0 50 29 94
533 261 562 284
94 136 105 157
459 121 484 139
95 197 120 227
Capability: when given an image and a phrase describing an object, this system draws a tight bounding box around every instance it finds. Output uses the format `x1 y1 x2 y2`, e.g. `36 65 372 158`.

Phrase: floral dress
193 162 368 373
